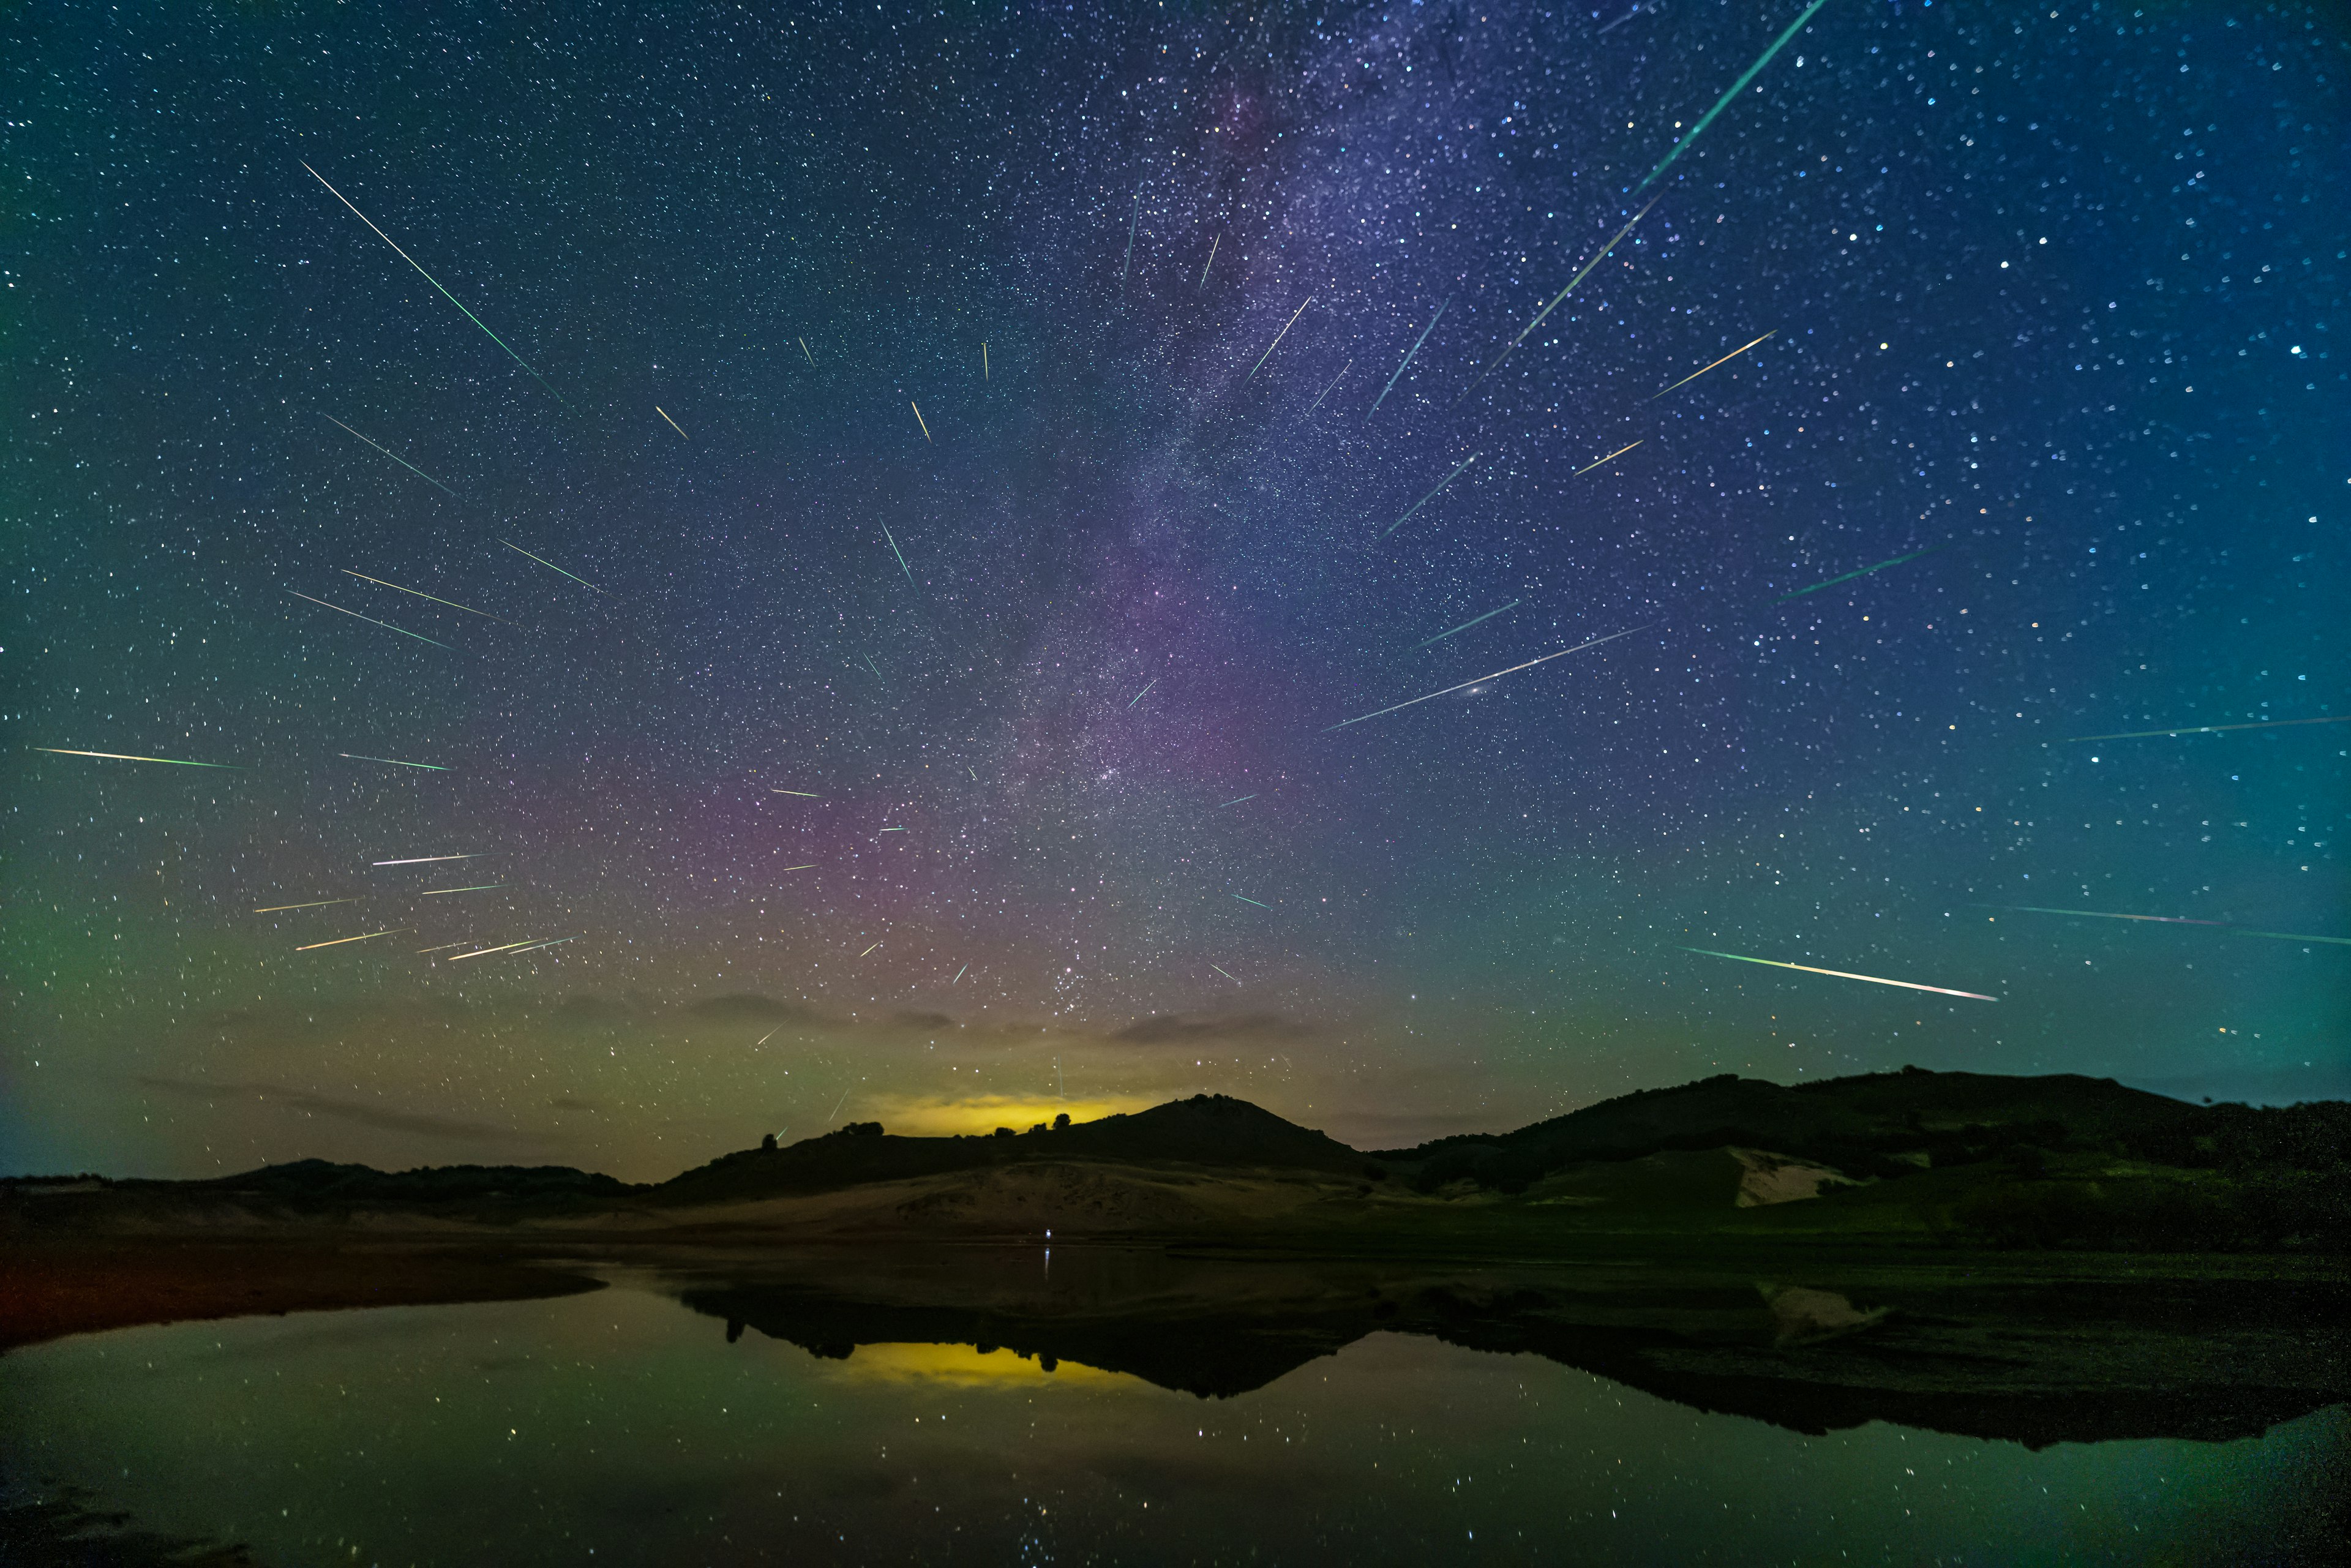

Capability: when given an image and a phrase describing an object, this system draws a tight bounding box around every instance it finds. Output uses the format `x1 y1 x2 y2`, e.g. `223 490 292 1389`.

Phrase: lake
3 1245 2342 1564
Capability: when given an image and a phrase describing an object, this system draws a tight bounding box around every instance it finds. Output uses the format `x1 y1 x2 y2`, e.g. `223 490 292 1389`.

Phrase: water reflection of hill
670 1246 2351 1450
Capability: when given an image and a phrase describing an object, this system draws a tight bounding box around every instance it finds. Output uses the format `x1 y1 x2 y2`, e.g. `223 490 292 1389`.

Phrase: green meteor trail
1414 599 1521 650
1210 964 1239 982
301 162 563 403
320 415 457 497
1775 542 1947 602
419 884 506 896
1219 794 1256 808
1127 677 1158 709
953 963 969 984
1369 296 1450 416
2056 715 2351 743
340 753 449 771
1380 452 1480 539
35 748 238 769
880 521 915 584
1455 201 1656 406
253 898 358 912
1231 894 1271 909
1676 946 1997 1002
498 539 599 591
1635 0 1835 193
1324 625 1653 732
288 591 449 648
770 789 823 798
1247 296 1314 380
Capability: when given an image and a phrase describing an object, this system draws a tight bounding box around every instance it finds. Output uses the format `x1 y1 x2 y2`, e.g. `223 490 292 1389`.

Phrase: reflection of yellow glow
827 1341 1140 1390
860 1093 1155 1138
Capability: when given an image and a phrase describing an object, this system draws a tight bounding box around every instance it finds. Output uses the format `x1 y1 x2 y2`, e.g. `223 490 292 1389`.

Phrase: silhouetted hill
1367 1068 2252 1193
654 1093 1367 1206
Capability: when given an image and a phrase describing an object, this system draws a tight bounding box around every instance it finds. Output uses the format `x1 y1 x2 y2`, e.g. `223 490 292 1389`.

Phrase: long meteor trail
1247 296 1314 380
372 854 480 865
1303 359 1352 418
300 162 562 403
1414 600 1521 650
320 415 457 496
1652 331 1777 399
35 748 237 769
1991 906 2351 946
1380 452 1480 539
1777 543 1947 602
656 406 689 440
253 899 359 912
499 539 598 591
2057 715 2351 743
342 571 509 623
1456 200 1657 405
288 591 449 648
340 753 449 771
1127 677 1158 709
1677 946 1997 1002
1369 296 1450 416
1121 187 1139 283
1324 624 1654 732
1635 0 1835 193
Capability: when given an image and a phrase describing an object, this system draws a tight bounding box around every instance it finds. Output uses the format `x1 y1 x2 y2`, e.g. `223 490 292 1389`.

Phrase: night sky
6 2 2344 1182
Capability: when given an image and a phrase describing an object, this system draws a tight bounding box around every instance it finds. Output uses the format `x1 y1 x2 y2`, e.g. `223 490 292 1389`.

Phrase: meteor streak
253 899 358 912
799 337 817 367
880 520 915 584
296 928 410 952
910 400 932 442
1777 543 1946 601
1379 452 1481 539
320 415 457 496
1122 187 1140 283
505 935 581 956
1231 894 1271 909
1456 201 1657 405
341 571 509 623
300 162 562 403
1127 677 1158 709
656 406 689 440
1219 794 1257 808
34 748 237 769
1652 331 1777 399
1198 233 1219 290
340 753 449 771
1572 441 1643 477
1324 624 1654 732
2057 715 2351 743
446 939 541 962
419 884 506 896
1414 599 1521 650
1678 946 1997 1001
983 342 989 380
288 591 449 648
770 789 823 798
1303 359 1352 418
1990 905 2351 946
373 854 479 865
782 865 817 871
1636 0 1834 192
499 539 598 591
860 940 882 957
1369 296 1449 416
1210 964 1239 982
953 963 969 984
1246 296 1314 380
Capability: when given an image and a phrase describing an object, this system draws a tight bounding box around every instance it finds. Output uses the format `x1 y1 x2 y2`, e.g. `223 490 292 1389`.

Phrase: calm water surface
3 1255 2340 1566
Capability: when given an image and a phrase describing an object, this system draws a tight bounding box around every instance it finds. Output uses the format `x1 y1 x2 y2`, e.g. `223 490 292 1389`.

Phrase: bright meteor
296 928 410 953
1456 201 1657 405
1324 625 1654 732
499 539 599 591
340 753 449 771
1635 0 1834 192
341 571 509 623
300 162 562 403
2057 715 2351 743
1678 946 1997 1002
1370 296 1450 417
1776 543 1948 602
1652 331 1777 399
1380 452 1480 539
1415 600 1520 650
656 406 689 440
288 591 449 648
34 748 237 769
320 415 457 497
1572 441 1643 477
1247 296 1314 380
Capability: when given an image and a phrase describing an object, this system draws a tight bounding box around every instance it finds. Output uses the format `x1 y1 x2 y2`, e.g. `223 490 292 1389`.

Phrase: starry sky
4 1 2344 1182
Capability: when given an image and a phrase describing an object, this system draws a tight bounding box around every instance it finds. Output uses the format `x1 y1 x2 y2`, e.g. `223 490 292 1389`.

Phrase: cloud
1109 1012 1314 1046
683 992 819 1023
138 1076 548 1144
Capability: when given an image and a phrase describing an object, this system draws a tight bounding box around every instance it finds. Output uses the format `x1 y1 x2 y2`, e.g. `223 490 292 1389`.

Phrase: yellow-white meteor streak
253 898 359 912
1652 331 1777 399
373 853 479 865
910 401 932 442
1678 947 1997 1002
1573 440 1644 476
656 406 689 440
445 939 541 962
34 748 238 769
296 928 409 952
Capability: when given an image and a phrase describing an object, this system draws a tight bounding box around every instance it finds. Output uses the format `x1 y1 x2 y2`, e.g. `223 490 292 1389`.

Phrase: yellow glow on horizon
823 1341 1141 1390
858 1093 1155 1138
